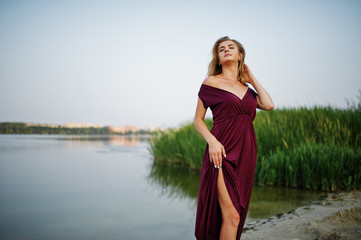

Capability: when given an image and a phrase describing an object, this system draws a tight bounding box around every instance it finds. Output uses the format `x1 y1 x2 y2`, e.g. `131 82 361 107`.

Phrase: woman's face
217 40 241 65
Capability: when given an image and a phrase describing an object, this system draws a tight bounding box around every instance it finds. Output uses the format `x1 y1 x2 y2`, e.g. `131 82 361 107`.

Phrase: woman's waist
213 114 252 125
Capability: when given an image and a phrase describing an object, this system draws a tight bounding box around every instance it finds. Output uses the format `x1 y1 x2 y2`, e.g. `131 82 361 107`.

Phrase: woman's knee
223 209 240 228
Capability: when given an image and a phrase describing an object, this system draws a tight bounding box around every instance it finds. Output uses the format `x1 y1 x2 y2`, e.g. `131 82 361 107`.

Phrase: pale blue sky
1 0 361 128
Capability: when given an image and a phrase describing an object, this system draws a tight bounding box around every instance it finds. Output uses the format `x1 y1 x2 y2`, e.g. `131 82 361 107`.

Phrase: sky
1 0 361 129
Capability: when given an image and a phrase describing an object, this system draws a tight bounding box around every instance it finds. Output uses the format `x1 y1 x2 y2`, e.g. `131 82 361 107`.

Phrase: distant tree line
0 122 151 135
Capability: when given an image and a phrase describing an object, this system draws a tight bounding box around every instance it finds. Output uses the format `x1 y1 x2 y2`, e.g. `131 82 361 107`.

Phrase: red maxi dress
195 84 258 240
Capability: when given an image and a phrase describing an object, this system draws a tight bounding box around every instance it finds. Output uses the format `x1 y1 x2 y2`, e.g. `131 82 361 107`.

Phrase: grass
150 118 213 170
253 106 361 191
150 105 361 191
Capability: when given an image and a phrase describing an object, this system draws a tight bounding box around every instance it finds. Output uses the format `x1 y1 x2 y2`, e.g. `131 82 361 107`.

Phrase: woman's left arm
243 63 274 111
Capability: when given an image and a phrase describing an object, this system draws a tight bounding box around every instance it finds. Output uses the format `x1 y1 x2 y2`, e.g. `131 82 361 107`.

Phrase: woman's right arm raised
194 97 226 168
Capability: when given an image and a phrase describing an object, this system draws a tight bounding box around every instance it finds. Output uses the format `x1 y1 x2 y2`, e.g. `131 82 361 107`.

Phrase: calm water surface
0 135 323 239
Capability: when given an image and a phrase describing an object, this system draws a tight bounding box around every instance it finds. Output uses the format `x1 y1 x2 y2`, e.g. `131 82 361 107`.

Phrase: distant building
149 126 165 132
108 125 140 134
108 126 124 133
63 122 103 128
124 125 140 133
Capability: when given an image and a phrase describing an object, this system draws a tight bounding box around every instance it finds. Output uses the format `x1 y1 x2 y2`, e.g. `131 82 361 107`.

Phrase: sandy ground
242 191 361 240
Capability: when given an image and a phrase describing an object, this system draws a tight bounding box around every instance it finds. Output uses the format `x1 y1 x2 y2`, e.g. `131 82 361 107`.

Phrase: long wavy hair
207 36 246 85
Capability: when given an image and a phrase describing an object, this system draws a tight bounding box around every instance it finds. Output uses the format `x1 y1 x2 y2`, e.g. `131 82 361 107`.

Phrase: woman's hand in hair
243 63 275 111
243 63 256 85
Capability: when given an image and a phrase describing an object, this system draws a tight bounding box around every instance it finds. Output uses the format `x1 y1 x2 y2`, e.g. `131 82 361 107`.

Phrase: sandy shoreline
242 191 361 240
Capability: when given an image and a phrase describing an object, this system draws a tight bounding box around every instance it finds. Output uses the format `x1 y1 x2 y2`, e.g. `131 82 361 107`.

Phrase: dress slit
219 163 243 237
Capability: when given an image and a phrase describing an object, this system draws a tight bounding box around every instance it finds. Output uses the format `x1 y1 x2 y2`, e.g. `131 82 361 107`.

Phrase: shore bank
242 191 361 240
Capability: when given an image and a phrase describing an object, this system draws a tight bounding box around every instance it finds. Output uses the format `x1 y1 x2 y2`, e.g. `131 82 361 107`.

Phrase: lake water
0 135 323 239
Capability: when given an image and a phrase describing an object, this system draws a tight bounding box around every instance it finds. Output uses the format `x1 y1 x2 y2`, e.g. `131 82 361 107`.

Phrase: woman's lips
224 54 231 57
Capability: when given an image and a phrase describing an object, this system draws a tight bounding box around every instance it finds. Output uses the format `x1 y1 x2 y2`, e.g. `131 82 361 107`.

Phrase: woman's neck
220 62 238 81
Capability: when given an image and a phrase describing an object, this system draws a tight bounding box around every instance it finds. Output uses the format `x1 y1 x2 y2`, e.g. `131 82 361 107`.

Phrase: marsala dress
195 84 258 240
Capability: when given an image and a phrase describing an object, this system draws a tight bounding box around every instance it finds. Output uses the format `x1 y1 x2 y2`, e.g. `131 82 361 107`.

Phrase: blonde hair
207 36 246 85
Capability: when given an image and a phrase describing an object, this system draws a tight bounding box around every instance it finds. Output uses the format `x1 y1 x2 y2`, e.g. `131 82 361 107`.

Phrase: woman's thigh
217 168 239 219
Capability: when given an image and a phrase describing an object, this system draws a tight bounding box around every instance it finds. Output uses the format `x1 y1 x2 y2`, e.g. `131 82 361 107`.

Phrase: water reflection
107 136 142 146
148 162 323 222
52 135 148 146
148 162 200 201
22 134 150 150
248 186 324 220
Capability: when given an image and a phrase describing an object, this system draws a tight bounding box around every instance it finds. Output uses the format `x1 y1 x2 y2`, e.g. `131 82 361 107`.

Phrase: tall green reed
150 119 213 170
253 106 361 191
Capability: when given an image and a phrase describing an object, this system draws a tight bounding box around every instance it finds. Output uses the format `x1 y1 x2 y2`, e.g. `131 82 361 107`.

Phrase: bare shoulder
203 76 218 86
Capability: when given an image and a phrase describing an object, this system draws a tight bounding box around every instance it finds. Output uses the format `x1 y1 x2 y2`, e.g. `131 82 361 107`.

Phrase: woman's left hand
243 63 256 85
242 63 275 111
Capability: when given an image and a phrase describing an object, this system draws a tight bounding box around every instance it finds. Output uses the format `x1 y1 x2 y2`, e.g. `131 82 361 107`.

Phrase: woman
194 36 274 240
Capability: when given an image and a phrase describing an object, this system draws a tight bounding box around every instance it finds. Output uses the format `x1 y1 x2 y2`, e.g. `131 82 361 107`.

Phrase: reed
150 119 213 169
256 143 361 191
253 106 361 191
150 106 361 191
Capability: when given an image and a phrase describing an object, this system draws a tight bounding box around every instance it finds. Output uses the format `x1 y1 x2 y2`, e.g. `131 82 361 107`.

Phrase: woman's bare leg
217 168 240 240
